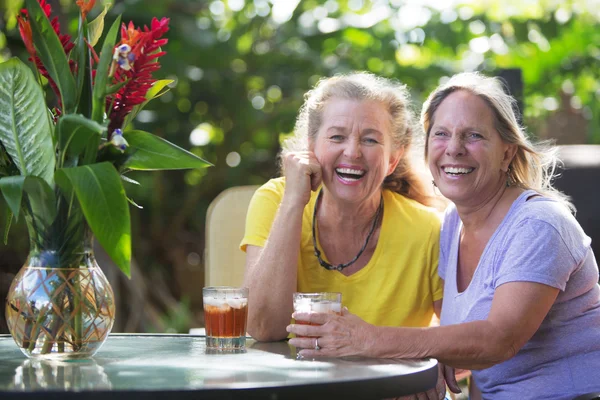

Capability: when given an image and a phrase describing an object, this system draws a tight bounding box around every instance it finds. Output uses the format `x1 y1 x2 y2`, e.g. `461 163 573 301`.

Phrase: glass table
0 333 438 399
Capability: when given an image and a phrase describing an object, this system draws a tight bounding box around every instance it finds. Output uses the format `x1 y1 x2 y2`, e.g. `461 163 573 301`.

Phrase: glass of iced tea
292 292 342 338
202 286 249 351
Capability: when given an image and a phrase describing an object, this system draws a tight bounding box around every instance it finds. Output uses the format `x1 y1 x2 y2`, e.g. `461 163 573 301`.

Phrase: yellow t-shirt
240 178 443 328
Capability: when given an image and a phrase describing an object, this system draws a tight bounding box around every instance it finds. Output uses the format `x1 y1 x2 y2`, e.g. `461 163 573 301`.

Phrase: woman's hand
282 151 322 207
287 307 373 358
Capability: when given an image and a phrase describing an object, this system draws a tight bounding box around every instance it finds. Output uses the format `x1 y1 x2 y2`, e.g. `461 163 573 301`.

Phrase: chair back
204 185 259 287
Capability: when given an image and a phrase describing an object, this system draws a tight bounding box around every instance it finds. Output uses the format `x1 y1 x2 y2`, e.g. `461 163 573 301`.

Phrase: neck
312 188 383 271
318 189 382 232
455 180 509 231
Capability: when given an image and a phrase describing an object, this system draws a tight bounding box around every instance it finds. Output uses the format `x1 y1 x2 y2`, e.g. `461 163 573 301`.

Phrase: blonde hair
281 72 439 208
420 72 573 212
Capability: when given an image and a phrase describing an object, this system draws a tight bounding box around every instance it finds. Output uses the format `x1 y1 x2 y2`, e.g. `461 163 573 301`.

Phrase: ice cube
226 298 247 309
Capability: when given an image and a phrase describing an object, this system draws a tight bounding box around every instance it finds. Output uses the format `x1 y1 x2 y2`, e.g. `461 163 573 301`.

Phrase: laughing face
310 98 402 206
427 90 515 207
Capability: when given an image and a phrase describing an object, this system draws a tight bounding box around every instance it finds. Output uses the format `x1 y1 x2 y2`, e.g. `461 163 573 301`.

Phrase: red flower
17 0 75 109
76 0 96 20
106 17 169 135
16 15 35 56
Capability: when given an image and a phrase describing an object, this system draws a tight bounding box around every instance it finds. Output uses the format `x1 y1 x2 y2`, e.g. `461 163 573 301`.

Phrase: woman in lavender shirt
288 72 600 400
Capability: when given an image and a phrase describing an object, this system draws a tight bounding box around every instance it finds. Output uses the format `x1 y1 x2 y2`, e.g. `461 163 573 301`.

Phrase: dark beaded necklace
312 189 383 271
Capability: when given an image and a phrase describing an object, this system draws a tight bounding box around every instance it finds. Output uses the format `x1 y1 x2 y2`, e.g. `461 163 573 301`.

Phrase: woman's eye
330 135 344 141
363 138 378 144
433 131 447 137
468 132 484 139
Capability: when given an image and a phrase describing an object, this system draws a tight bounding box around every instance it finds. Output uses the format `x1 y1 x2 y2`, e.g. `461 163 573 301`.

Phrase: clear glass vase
5 221 115 360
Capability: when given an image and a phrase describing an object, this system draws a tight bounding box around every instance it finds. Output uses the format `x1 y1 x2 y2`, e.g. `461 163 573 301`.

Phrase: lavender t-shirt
439 190 600 400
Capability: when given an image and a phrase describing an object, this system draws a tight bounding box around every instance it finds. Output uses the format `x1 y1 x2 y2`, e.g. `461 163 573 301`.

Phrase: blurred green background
1 0 599 333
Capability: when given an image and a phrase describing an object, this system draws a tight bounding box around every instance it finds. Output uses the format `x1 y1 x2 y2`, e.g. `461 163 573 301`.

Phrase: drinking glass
292 292 342 337
203 286 249 350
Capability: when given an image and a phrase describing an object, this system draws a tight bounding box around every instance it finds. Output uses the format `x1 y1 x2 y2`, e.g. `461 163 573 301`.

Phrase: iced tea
293 292 342 338
203 287 248 350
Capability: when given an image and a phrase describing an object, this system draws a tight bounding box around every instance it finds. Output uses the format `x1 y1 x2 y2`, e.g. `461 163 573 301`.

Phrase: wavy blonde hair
421 72 573 211
281 72 440 208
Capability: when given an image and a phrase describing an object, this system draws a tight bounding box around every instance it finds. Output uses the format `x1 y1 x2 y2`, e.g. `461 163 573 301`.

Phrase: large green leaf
91 15 121 124
122 130 212 170
57 114 105 162
0 176 24 219
55 163 131 277
85 16 121 166
0 175 56 225
88 4 111 47
74 16 92 117
25 0 77 114
0 58 55 185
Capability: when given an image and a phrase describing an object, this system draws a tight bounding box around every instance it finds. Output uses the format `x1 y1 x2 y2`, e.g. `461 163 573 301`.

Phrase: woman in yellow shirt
241 72 445 342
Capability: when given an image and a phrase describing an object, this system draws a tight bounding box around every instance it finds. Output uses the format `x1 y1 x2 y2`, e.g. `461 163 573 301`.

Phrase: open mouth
335 167 366 182
443 166 474 176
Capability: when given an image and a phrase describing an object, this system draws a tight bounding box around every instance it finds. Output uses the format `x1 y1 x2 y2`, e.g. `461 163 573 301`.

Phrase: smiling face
427 90 516 207
309 98 402 206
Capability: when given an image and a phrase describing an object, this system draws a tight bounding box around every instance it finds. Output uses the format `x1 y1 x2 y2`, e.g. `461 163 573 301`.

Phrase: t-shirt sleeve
494 218 580 291
428 214 444 302
239 180 283 252
437 205 455 281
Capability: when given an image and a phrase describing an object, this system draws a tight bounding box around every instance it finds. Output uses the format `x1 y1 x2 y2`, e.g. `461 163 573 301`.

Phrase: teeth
443 166 473 175
336 168 365 176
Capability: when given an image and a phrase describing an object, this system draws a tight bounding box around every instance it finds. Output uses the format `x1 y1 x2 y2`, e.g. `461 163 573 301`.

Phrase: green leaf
4 209 12 245
0 176 24 219
55 162 131 277
87 16 121 166
122 130 212 170
74 16 93 117
122 79 174 128
57 114 105 161
88 4 111 47
0 58 55 185
91 15 121 124
23 176 57 225
25 0 77 114
0 175 56 225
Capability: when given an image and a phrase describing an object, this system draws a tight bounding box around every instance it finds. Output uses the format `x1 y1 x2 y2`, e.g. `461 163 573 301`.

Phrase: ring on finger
315 337 321 351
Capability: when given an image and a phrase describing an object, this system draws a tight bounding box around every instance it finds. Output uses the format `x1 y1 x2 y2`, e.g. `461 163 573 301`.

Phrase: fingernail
286 325 292 332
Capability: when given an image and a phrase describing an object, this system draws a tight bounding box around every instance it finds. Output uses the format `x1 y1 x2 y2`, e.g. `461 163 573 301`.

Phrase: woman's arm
288 280 559 369
244 152 322 342
244 200 304 341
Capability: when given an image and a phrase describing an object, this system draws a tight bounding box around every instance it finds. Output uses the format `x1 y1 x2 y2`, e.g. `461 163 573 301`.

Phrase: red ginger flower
76 0 96 20
17 0 75 110
106 17 169 135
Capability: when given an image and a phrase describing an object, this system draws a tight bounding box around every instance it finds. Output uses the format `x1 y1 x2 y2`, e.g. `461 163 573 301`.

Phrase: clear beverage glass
292 292 342 338
202 286 249 350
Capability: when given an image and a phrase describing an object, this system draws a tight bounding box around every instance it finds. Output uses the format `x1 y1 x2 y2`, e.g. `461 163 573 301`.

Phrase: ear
501 143 518 172
387 146 405 176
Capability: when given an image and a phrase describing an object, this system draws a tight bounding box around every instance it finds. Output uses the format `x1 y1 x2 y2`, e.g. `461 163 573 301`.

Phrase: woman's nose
344 138 362 159
445 135 465 157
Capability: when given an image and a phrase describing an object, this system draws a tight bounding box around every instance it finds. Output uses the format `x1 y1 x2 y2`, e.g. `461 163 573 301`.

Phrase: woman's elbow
248 324 287 342
472 339 520 370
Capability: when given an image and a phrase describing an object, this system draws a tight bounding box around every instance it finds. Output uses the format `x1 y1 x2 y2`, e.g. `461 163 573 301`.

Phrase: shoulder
512 195 582 236
384 191 442 244
254 177 285 199
257 177 285 194
385 190 442 226
503 194 590 260
438 203 459 245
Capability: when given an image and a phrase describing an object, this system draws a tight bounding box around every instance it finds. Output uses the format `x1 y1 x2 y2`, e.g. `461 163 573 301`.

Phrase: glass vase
5 221 115 360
